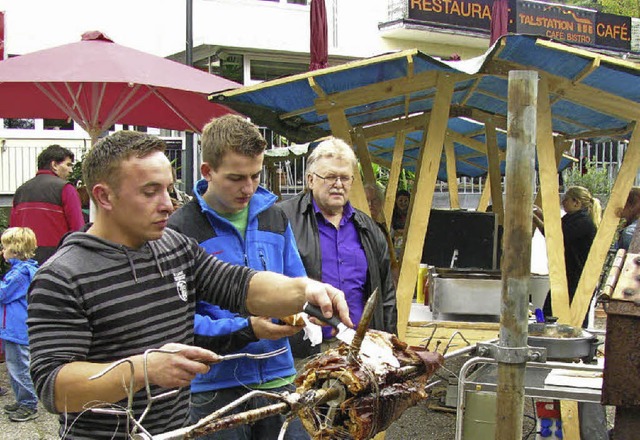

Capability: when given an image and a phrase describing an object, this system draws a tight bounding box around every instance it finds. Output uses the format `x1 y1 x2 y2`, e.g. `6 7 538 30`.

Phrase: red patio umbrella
309 0 328 70
490 0 509 45
0 31 239 144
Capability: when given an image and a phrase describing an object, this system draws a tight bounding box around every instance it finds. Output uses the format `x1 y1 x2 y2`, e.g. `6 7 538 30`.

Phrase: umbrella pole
87 127 102 221
496 70 537 440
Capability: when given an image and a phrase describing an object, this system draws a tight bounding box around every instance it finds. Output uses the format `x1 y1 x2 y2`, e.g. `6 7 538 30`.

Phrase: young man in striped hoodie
26 130 351 440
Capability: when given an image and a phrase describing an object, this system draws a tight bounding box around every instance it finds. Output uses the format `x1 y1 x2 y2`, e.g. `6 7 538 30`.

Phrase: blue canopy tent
212 34 640 334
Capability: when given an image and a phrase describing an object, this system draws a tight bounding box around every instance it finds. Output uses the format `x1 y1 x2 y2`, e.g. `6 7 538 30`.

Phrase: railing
258 139 633 198
1 138 185 195
2 138 632 198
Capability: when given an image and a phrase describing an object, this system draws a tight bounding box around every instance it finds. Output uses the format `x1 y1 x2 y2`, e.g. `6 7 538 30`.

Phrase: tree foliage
562 158 612 206
564 0 640 17
599 0 640 17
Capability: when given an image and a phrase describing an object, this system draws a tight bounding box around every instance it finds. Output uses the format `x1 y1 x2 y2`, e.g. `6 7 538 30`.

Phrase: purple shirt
313 199 367 340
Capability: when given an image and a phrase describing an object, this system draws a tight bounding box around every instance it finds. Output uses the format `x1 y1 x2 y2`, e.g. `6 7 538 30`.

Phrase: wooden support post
326 110 370 216
266 163 282 200
384 131 406 223
485 120 504 225
532 139 568 232
444 138 460 209
477 179 492 212
396 73 454 340
536 77 571 323
354 127 392 233
354 128 377 187
560 402 580 440
496 70 537 440
570 123 640 327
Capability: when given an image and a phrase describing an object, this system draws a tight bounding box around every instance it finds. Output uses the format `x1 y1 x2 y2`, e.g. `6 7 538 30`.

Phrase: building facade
0 0 636 205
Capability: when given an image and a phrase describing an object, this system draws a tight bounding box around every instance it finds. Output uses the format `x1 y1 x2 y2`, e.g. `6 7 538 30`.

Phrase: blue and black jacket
1 258 39 345
168 180 306 392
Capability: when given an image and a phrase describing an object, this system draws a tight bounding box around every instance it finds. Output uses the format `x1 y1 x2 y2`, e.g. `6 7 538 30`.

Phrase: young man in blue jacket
168 115 309 440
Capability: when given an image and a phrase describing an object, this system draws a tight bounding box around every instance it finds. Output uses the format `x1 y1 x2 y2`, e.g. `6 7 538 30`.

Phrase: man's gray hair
306 137 357 175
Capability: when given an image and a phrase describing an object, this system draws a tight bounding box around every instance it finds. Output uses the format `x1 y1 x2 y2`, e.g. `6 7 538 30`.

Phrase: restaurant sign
513 0 596 45
594 12 632 51
408 0 494 30
406 0 635 52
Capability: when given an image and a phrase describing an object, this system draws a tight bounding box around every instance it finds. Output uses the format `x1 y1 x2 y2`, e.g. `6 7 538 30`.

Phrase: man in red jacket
10 144 85 264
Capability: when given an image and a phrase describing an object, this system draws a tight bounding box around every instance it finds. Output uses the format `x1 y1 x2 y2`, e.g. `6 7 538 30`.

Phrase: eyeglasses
313 173 354 186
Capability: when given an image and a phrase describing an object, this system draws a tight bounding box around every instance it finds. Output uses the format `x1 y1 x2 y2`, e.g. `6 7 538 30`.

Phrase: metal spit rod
149 364 426 440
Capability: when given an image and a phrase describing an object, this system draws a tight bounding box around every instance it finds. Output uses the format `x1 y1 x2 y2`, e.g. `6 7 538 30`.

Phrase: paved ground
0 369 58 439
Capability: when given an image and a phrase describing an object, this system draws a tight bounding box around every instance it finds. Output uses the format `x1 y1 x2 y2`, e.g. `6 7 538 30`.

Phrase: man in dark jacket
279 137 397 357
10 144 85 264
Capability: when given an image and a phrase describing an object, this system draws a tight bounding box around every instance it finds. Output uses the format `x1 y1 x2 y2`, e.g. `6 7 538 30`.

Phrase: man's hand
145 343 219 389
246 273 352 329
54 342 221 412
250 316 303 340
304 279 353 328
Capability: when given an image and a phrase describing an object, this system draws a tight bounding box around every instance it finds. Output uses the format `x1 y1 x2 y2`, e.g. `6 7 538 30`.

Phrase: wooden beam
384 132 406 223
537 77 571 323
444 138 460 209
361 113 427 141
217 49 420 98
536 39 640 72
496 70 537 440
450 105 508 131
458 158 488 172
326 110 370 216
446 130 507 161
560 402 580 440
396 73 455 340
485 120 504 225
572 58 601 85
315 70 440 115
307 76 327 98
477 180 491 212
353 128 377 187
468 109 508 131
570 122 640 327
446 130 488 154
404 55 415 117
460 77 482 106
565 123 634 141
485 59 640 122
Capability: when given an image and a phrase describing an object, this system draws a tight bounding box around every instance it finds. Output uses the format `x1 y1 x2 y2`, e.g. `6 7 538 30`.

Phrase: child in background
0 227 39 422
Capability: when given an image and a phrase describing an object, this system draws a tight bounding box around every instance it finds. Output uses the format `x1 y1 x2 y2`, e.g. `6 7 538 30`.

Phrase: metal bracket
476 342 547 364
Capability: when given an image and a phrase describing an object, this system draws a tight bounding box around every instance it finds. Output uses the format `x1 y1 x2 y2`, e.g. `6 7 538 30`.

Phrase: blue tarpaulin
212 35 638 179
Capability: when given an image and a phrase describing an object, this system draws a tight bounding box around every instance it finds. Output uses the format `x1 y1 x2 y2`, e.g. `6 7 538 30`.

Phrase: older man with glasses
279 137 397 358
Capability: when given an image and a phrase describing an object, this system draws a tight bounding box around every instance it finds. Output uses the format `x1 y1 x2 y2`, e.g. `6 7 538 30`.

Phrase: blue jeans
3 341 37 409
190 383 309 440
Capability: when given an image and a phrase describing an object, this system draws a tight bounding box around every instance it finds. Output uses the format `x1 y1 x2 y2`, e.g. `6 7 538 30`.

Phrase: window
250 59 308 82
43 118 74 130
3 118 35 129
209 54 244 84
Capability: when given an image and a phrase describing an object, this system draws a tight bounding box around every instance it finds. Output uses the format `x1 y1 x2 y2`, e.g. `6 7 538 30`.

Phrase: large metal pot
528 323 602 363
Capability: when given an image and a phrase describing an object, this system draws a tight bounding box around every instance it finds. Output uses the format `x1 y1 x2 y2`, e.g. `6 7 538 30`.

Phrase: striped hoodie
27 228 255 439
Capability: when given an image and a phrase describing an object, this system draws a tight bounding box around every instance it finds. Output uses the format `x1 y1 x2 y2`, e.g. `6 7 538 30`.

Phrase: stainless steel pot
528 323 602 363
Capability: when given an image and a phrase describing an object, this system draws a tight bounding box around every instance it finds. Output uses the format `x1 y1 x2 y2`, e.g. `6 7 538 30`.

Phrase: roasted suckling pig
294 330 444 440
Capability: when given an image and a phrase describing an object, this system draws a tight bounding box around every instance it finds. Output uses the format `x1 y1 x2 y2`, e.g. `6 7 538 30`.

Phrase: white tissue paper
301 313 323 346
